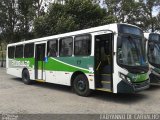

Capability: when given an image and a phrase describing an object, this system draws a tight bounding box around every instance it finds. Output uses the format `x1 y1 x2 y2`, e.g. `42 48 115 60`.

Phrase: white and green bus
145 32 160 84
6 23 150 96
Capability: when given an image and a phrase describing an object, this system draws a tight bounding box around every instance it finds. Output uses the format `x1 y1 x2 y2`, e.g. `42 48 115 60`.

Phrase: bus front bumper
117 79 150 93
149 73 160 84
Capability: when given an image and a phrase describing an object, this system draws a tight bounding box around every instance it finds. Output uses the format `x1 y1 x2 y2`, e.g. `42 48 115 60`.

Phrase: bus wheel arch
22 68 32 85
71 71 91 97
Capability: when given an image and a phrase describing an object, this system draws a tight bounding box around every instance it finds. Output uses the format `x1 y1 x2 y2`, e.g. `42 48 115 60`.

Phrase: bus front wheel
73 74 91 97
22 69 32 85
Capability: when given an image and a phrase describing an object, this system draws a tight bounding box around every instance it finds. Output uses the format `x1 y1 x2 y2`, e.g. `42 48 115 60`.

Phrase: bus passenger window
8 46 15 58
74 34 91 56
48 40 58 57
59 37 73 57
15 45 23 58
24 43 34 58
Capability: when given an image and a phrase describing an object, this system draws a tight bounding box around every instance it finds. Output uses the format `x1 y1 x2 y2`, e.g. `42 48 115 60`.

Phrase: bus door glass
94 31 113 90
35 42 47 80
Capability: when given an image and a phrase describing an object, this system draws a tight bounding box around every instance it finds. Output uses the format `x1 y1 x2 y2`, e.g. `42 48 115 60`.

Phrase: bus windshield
117 35 147 67
148 41 160 65
148 33 160 66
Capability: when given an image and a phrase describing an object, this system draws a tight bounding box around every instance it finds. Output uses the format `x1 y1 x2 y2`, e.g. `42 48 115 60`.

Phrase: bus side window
24 43 34 58
48 39 58 57
8 46 15 58
74 34 91 56
15 45 23 58
59 37 73 57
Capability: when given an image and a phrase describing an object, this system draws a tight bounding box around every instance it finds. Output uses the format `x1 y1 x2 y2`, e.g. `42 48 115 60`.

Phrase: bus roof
7 23 141 47
144 32 160 40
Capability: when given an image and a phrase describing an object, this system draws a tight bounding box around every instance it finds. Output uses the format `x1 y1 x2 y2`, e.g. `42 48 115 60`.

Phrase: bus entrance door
94 32 113 92
35 43 46 81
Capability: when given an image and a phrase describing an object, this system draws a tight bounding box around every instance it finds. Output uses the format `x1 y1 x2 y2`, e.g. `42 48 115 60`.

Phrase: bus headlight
119 72 131 83
119 73 126 80
126 77 131 83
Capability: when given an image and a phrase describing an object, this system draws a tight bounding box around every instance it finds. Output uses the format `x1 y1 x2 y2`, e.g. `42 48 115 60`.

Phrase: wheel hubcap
77 80 86 91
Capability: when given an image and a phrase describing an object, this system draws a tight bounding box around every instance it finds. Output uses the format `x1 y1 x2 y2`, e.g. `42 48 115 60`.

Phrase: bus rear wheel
22 69 32 85
73 74 91 97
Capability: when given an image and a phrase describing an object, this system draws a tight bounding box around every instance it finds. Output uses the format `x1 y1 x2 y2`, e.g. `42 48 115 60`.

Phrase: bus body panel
7 67 22 78
44 56 95 89
7 58 35 79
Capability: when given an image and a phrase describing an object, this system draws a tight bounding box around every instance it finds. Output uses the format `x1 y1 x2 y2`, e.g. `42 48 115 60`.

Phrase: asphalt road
0 68 160 114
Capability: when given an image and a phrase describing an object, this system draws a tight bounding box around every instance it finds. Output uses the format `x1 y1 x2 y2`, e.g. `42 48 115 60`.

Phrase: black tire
22 69 32 85
73 74 91 97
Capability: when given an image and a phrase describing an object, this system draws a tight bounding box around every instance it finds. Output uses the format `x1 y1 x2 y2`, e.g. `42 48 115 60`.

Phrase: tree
34 0 44 18
105 0 144 23
34 0 115 38
17 0 36 40
0 0 18 43
141 0 160 32
105 0 120 22
65 0 109 29
0 0 18 67
155 12 160 31
105 0 160 32
33 3 68 37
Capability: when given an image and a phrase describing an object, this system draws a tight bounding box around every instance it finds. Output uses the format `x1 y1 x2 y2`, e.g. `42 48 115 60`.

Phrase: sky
153 6 159 16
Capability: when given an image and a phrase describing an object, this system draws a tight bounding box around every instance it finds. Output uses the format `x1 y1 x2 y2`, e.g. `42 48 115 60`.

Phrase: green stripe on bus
128 73 148 83
13 56 94 73
45 57 94 73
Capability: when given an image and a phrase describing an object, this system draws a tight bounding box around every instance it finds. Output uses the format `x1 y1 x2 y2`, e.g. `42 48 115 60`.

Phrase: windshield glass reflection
148 42 160 64
117 35 147 66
